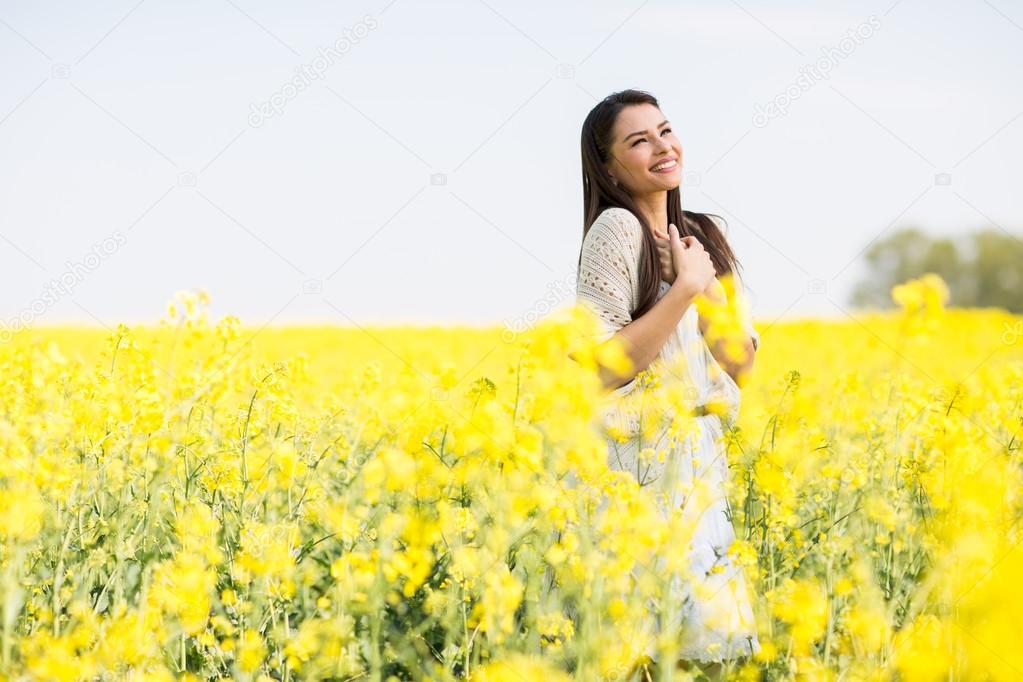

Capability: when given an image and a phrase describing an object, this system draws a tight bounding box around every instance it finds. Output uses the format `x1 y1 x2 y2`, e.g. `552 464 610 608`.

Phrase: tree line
851 227 1023 313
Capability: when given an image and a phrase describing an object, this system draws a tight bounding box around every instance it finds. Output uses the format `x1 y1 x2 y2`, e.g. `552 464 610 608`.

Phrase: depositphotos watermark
501 273 578 343
0 231 127 343
752 15 882 128
1003 320 1023 346
248 15 380 128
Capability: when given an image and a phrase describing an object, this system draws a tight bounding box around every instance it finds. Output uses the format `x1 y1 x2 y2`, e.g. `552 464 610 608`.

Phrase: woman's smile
650 157 679 173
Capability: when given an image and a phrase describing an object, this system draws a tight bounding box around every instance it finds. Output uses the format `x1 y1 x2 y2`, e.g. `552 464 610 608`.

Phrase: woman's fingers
654 236 675 282
657 247 672 265
668 224 693 249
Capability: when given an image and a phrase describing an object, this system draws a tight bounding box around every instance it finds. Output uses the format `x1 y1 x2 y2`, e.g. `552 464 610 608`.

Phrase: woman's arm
574 211 714 393
699 317 756 384
654 228 758 385
599 282 698 390
697 277 756 385
599 224 715 391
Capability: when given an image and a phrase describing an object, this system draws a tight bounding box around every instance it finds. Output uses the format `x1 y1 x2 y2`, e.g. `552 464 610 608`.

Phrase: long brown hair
579 88 742 319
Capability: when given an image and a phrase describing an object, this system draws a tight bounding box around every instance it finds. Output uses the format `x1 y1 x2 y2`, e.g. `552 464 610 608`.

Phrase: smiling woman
575 88 761 673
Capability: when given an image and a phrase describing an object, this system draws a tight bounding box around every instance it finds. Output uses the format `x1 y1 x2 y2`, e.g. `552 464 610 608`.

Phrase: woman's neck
633 190 669 233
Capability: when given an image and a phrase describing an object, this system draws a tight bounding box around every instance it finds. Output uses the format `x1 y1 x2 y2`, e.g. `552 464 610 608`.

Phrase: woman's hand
654 224 716 298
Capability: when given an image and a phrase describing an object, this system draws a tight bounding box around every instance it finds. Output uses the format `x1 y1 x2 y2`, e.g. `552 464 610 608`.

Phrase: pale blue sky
1 0 1020 334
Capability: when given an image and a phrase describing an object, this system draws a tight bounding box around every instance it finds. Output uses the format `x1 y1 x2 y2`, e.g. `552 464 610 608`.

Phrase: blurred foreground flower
694 272 755 369
891 272 950 341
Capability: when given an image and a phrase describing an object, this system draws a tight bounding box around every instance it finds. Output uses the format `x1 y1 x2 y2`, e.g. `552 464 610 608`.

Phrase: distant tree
850 227 1023 313
851 228 967 308
971 229 1023 312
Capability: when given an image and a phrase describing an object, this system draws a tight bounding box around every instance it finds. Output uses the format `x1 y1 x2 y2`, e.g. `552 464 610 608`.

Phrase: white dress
576 206 762 664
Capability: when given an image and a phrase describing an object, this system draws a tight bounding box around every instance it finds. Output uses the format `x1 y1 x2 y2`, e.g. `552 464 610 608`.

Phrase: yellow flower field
1 281 1021 681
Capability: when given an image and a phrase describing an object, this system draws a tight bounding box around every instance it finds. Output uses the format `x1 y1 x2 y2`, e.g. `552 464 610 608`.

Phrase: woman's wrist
667 279 699 306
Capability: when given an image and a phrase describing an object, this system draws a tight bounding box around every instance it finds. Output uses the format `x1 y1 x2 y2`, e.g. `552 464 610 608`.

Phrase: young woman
576 89 761 676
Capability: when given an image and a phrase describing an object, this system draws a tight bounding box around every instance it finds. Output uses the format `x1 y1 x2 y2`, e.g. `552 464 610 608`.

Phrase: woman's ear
605 164 618 185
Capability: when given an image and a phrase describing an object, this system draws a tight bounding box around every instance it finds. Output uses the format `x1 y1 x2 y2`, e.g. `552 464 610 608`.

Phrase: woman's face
605 103 682 194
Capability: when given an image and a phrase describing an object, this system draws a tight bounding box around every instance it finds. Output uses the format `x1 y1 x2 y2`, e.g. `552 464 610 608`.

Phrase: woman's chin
651 175 681 191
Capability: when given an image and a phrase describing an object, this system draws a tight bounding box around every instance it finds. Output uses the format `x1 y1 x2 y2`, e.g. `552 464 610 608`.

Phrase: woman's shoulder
588 206 643 247
594 206 642 231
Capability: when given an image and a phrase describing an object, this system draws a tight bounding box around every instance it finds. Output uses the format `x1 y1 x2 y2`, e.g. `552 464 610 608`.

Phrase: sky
1 0 1021 335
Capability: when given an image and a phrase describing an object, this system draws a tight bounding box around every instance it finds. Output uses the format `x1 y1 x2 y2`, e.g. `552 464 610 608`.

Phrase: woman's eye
632 129 672 147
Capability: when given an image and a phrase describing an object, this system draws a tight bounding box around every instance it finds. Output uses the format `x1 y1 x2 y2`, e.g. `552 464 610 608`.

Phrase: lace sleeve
575 208 642 343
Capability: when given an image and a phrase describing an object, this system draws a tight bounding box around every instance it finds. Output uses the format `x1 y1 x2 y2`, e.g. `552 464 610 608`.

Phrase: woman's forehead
612 104 666 139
